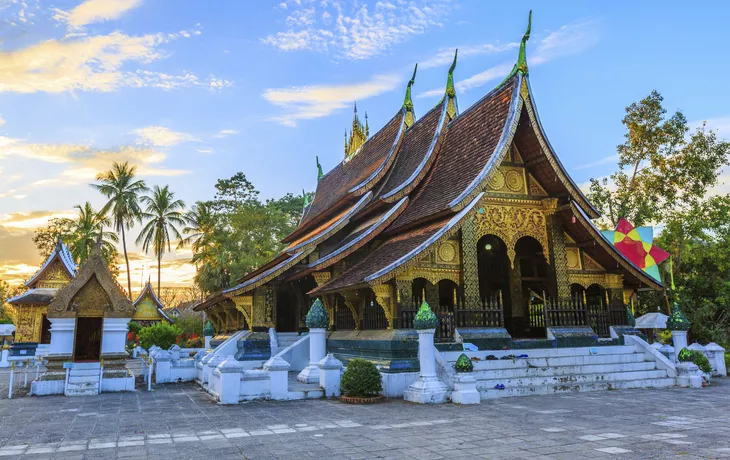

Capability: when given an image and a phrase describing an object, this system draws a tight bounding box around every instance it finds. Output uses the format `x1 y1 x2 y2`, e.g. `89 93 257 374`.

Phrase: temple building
6 238 77 349
195 13 662 355
132 282 172 325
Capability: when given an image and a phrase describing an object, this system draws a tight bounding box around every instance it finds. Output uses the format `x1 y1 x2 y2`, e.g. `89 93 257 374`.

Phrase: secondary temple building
195 14 663 358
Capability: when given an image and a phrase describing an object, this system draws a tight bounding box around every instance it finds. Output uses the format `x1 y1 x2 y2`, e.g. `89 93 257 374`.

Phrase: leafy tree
138 322 181 350
588 90 729 227
32 218 75 258
137 185 186 297
92 161 148 299
67 202 119 265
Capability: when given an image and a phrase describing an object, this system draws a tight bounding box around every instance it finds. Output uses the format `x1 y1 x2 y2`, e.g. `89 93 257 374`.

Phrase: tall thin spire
445 49 458 119
503 11 532 82
403 63 418 128
316 156 324 181
365 112 369 137
345 102 368 159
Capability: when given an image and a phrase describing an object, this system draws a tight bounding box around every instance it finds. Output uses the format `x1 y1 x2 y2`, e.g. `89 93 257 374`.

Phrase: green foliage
305 299 329 329
413 301 438 329
0 317 13 324
626 307 636 327
127 321 142 336
725 353 730 376
454 353 474 373
340 358 383 398
173 312 205 338
138 322 182 350
187 337 204 348
189 172 311 294
677 348 713 374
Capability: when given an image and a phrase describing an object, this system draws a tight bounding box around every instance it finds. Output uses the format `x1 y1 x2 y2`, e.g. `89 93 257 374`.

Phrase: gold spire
345 102 368 159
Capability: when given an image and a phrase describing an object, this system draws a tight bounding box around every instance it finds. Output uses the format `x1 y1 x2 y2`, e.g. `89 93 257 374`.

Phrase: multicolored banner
601 218 669 282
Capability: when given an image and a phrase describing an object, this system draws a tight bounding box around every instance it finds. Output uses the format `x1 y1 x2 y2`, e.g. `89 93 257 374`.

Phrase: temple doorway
477 235 514 332
276 287 297 333
74 317 102 362
515 236 550 338
40 314 52 344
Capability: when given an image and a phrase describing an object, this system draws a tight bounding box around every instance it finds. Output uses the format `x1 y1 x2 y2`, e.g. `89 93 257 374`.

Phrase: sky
1 0 730 290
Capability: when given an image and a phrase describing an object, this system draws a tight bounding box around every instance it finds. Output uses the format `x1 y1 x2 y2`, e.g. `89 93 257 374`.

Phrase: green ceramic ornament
306 298 330 329
203 321 215 336
454 353 474 373
667 303 690 331
413 301 439 330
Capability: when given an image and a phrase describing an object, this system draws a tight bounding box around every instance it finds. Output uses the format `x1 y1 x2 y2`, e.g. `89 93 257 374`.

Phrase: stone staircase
274 332 301 355
287 372 323 399
442 345 674 400
65 362 102 396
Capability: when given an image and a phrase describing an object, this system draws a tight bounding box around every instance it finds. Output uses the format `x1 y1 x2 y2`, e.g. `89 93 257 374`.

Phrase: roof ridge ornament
403 63 418 128
445 49 458 119
503 11 532 83
316 156 324 181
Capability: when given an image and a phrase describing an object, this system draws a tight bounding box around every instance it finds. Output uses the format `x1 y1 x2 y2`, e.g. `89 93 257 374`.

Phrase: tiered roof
133 282 172 322
7 238 77 305
196 12 660 311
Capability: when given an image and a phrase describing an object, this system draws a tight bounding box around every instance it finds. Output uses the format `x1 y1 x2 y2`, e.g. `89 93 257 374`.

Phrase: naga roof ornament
503 10 532 83
445 49 458 119
316 156 324 181
403 63 418 128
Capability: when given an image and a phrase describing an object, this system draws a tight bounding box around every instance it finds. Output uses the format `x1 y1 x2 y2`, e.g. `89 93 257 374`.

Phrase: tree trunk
121 225 132 299
158 254 162 298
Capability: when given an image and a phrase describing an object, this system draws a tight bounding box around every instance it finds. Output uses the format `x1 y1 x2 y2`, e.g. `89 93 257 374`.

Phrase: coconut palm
92 161 148 299
180 201 216 254
136 185 186 296
67 202 118 263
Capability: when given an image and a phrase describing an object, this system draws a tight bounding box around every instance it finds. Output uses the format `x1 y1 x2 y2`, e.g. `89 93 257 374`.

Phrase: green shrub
725 353 729 376
127 321 142 336
187 337 204 348
138 323 182 350
174 312 205 338
677 348 713 374
340 358 382 398
0 317 13 324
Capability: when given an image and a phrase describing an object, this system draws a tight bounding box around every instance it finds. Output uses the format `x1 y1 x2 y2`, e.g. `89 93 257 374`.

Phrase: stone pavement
0 374 728 459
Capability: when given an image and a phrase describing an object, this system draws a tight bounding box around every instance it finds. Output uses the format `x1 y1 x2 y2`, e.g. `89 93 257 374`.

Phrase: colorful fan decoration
601 218 669 282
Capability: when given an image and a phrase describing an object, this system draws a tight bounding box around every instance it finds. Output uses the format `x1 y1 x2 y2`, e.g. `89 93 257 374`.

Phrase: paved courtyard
0 376 728 459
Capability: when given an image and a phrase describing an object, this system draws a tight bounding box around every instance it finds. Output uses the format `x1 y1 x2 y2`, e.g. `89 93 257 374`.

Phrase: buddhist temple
6 238 77 348
132 282 172 325
195 12 663 357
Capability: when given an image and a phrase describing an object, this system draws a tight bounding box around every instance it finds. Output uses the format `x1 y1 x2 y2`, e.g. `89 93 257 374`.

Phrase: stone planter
452 373 480 405
676 362 702 388
339 394 385 404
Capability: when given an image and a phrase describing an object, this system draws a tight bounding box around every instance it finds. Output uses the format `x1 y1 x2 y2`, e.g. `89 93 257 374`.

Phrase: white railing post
98 360 104 395
35 357 41 381
64 367 70 395
23 359 30 388
8 363 14 399
147 357 153 392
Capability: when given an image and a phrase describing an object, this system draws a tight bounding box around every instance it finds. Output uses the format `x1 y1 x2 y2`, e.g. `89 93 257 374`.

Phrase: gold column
371 283 395 329
232 295 254 331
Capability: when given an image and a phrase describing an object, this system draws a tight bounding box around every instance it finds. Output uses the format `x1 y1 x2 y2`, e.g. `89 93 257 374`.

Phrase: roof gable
26 239 76 288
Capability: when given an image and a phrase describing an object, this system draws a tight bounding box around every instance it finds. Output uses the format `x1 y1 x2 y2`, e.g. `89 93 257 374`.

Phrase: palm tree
137 185 186 296
180 201 216 254
68 202 118 263
92 161 148 299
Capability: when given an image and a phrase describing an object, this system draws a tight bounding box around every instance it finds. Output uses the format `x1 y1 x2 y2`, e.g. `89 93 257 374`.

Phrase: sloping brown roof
388 75 519 233
285 108 405 242
377 100 445 202
7 288 58 305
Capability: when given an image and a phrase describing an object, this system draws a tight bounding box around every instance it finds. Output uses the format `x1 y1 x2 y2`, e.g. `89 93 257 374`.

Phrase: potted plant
452 353 480 404
339 358 384 404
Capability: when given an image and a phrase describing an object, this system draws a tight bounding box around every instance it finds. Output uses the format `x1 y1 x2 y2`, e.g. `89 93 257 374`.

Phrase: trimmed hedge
340 358 382 398
678 348 713 374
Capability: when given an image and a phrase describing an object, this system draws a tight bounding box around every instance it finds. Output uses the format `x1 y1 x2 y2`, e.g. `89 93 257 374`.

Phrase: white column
154 350 172 384
101 318 131 355
404 329 448 404
318 353 343 397
204 335 212 350
0 348 9 368
264 356 291 399
672 330 688 362
205 355 225 388
706 343 727 376
452 373 480 405
297 328 326 383
48 318 76 355
168 344 181 361
216 356 243 404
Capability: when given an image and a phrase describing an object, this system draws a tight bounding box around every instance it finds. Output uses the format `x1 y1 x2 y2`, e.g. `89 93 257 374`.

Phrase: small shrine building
132 282 172 325
6 238 77 346
195 13 663 352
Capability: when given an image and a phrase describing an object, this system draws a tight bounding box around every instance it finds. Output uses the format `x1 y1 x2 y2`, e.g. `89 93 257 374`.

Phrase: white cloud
419 19 599 98
213 129 239 138
0 136 189 181
196 147 214 154
209 77 234 92
263 0 451 60
264 73 400 126
0 115 5 127
134 126 197 147
419 42 518 69
690 117 730 139
60 0 143 28
574 154 619 171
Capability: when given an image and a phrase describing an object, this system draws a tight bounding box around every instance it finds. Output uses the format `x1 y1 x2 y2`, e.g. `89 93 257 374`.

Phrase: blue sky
1 0 729 288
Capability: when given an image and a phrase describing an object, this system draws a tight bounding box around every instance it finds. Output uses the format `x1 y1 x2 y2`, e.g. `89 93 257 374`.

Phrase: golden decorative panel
132 295 162 321
567 272 624 290
71 276 111 317
566 247 582 270
528 173 548 197
371 284 394 329
36 260 71 289
312 271 331 286
486 166 527 194
473 198 550 266
563 232 576 244
520 78 530 100
395 266 461 286
512 145 524 164
15 305 46 342
582 253 604 271
436 240 460 265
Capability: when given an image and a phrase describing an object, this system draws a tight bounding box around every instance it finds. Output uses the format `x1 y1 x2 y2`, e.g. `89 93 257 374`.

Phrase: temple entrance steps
65 362 101 396
274 332 300 354
287 372 324 399
441 345 674 400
